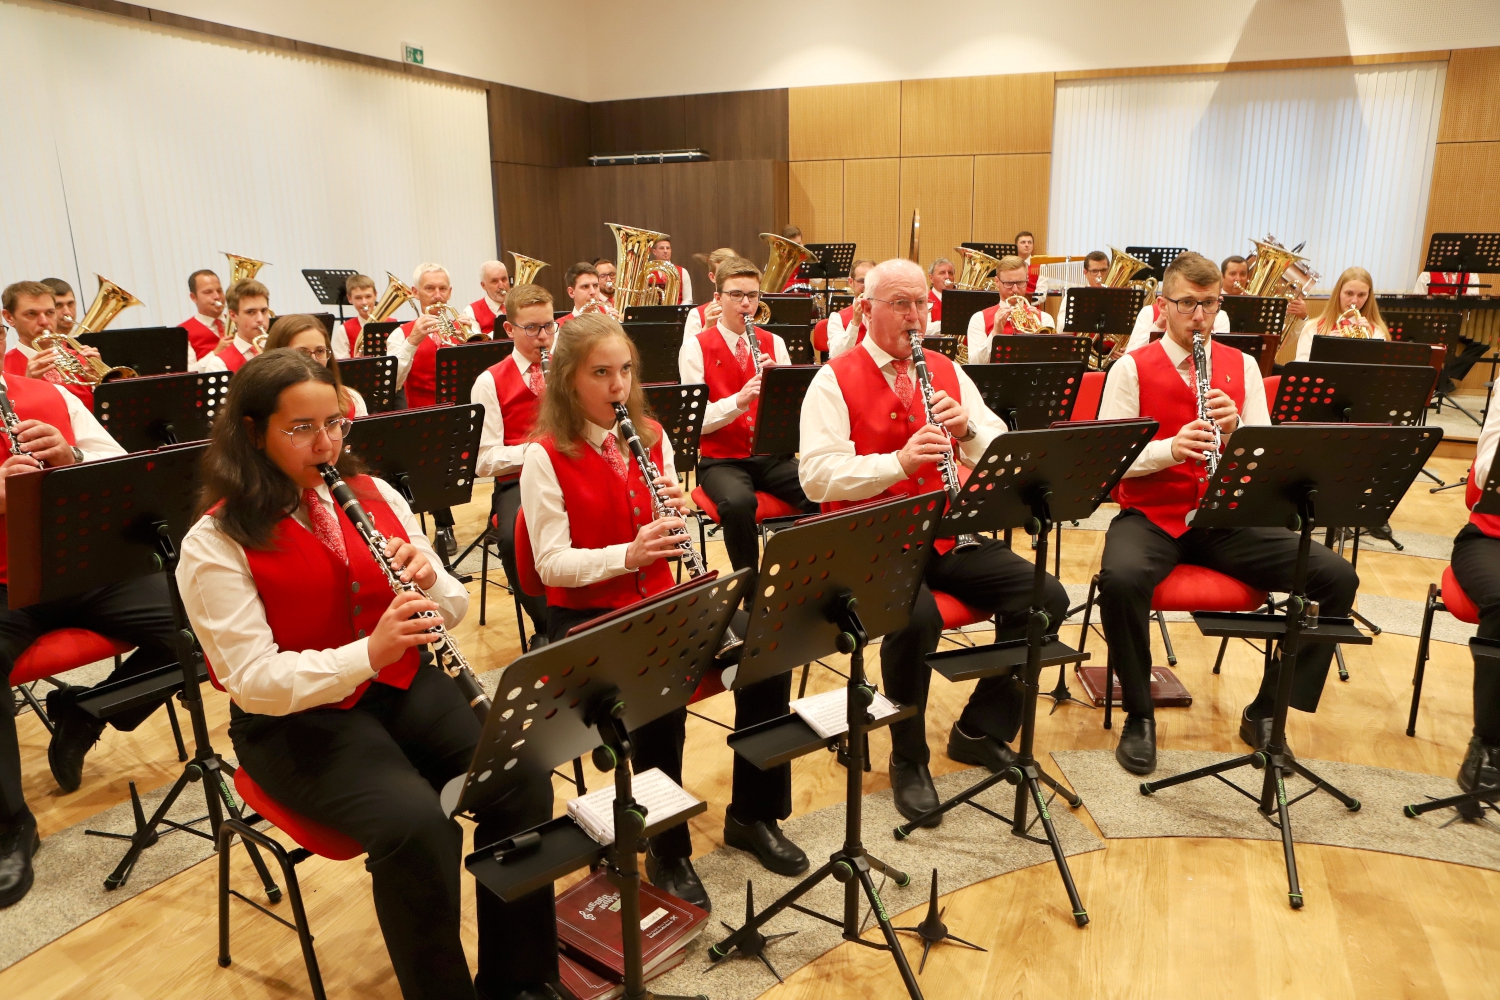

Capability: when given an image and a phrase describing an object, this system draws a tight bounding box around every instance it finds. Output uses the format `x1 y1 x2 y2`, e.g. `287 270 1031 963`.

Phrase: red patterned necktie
302 489 347 563
600 432 629 481
213 318 225 336
891 359 914 409
733 334 753 376
525 361 546 397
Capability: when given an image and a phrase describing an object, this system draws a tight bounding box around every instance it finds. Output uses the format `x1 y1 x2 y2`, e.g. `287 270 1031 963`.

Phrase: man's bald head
863 258 930 358
863 258 926 303
480 260 510 299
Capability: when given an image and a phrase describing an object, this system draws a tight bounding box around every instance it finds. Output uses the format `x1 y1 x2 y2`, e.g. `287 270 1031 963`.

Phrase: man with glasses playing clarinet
1095 252 1358 776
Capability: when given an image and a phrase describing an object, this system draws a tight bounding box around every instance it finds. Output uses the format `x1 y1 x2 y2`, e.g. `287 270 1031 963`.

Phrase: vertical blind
0 0 495 328
1048 62 1447 292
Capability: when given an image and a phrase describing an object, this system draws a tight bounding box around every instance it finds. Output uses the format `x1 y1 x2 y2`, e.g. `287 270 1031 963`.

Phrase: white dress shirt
519 421 679 589
331 317 363 361
678 322 791 435
681 306 707 344
964 307 1056 364
344 385 368 417
1124 304 1230 354
15 381 128 459
827 308 867 360
176 477 468 716
798 339 1007 504
187 313 225 371
1473 381 1499 490
462 296 506 335
385 323 422 388
1292 315 1387 362
675 267 694 306
471 352 544 478
1099 333 1269 479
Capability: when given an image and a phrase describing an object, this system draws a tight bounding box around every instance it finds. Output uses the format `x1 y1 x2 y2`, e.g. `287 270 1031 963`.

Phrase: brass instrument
953 246 1005 291
908 208 921 263
1100 246 1158 365
1246 236 1319 351
907 331 980 552
429 302 485 345
74 275 143 335
607 224 683 311
34 273 143 385
354 272 419 356
509 251 549 286
222 252 269 346
755 232 815 323
1332 305 1374 338
1003 294 1046 335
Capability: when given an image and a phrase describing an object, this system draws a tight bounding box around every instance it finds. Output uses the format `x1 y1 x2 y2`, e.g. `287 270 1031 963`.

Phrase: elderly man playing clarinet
799 258 1069 824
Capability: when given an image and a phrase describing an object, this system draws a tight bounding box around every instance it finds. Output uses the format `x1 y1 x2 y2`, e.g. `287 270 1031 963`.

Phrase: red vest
537 430 675 610
0 374 76 585
698 328 773 460
399 321 439 408
781 264 803 293
342 317 361 356
4 349 92 409
557 311 578 328
216 341 253 373
1466 472 1500 538
179 316 222 360
1025 262 1040 295
486 358 542 481
1429 272 1471 297
980 303 1019 337
470 297 502 335
824 347 959 514
837 306 867 348
928 289 942 323
692 304 708 330
1114 339 1246 537
240 477 420 710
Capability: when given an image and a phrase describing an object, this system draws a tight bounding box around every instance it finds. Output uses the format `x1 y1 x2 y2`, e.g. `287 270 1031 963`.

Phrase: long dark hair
531 313 658 457
198 349 366 549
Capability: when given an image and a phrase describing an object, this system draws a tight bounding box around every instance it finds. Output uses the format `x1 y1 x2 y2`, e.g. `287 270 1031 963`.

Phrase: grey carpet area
1053 749 1500 873
648 766 1101 1000
0 776 264 972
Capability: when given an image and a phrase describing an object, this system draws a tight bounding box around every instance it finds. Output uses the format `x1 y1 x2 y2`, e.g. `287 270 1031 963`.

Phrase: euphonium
222 252 269 344
354 272 418 356
36 274 143 385
607 223 681 311
1332 305 1373 338
1004 294 1046 335
74 275 143 336
1100 246 1158 365
1246 236 1319 349
509 251 549 286
953 246 1005 291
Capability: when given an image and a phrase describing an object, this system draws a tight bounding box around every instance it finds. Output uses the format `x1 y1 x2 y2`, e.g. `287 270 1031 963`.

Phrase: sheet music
791 687 899 740
567 767 701 846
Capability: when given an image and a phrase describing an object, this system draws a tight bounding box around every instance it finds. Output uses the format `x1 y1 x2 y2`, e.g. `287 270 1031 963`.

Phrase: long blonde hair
532 313 658 457
1315 266 1385 335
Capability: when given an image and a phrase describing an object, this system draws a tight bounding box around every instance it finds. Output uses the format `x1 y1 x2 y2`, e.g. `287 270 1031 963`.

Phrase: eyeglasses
996 278 1028 290
278 416 353 448
295 347 331 362
869 297 931 315
514 322 558 335
1162 295 1223 316
720 290 762 302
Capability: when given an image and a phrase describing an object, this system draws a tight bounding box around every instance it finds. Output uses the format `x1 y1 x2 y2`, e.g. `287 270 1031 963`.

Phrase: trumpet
907 331 980 553
318 464 490 723
1332 305 1373 338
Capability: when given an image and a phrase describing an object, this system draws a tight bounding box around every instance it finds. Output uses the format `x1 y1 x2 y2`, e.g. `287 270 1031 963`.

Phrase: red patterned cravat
890 359 914 409
733 334 753 376
600 432 629 481
302 489 347 563
525 360 546 396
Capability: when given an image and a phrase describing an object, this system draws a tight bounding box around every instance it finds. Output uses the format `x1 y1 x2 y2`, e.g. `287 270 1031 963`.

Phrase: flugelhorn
35 274 140 385
1003 294 1047 335
1332 305 1373 338
509 251 549 286
429 302 485 345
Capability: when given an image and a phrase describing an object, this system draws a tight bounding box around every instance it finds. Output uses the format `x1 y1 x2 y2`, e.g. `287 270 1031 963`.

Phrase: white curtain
0 0 495 328
1048 62 1447 293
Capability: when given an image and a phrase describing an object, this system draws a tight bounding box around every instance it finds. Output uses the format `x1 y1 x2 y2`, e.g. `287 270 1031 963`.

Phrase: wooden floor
4 454 1497 1000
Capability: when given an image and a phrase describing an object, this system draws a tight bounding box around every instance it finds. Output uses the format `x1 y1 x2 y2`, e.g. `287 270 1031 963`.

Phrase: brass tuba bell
754 233 815 323
953 246 1006 291
35 274 142 386
607 223 681 312
508 252 549 286
1102 245 1155 295
222 252 270 345
352 272 418 356
74 274 143 336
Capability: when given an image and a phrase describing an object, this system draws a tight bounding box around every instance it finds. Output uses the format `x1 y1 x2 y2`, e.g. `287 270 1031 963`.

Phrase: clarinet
907 331 981 553
612 403 743 660
538 347 550 379
1190 331 1221 479
317 464 491 722
0 381 40 466
742 317 763 378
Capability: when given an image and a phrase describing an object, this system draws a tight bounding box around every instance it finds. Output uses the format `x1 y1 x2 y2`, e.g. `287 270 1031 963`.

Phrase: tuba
509 251 549 286
754 232 816 322
1245 236 1320 350
354 272 418 355
34 274 141 386
607 223 682 311
1099 246 1159 366
74 275 143 336
222 252 269 346
953 246 1006 291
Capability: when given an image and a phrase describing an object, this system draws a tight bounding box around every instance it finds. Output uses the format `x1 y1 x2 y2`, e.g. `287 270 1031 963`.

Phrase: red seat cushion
691 486 802 525
1442 566 1481 624
513 507 545 598
812 318 830 354
1071 371 1106 422
934 590 990 630
12 629 134 687
234 768 364 861
1152 565 1267 612
1263 375 1281 409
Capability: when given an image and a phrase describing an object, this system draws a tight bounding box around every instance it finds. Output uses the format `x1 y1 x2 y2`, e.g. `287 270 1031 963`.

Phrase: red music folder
1075 665 1193 707
556 869 709 981
557 949 686 1000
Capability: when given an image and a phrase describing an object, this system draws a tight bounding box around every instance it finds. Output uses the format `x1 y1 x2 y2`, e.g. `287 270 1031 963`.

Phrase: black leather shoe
1239 709 1293 759
1458 736 1500 793
435 527 458 559
46 686 106 793
946 723 1019 776
1114 716 1157 775
890 754 941 828
645 854 711 912
723 810 808 876
525 634 550 652
0 812 39 909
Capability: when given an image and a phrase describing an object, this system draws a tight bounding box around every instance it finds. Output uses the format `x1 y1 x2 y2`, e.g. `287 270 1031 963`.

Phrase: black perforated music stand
940 289 999 345
920 333 959 361
761 295 814 327
963 362 1084 430
1124 246 1188 283
454 571 748 1000
805 243 857 281
93 371 232 451
302 268 357 321
1383 309 1464 346
643 382 706 477
436 341 516 406
761 323 815 366
77 327 190 376
1271 362 1436 426
710 496 938 998
749 366 817 456
621 323 682 384
1143 424 1441 908
337 355 398 413
1216 333 1279 377
987 334 1093 366
357 320 402 357
624 304 692 324
1218 294 1289 335
962 241 1017 260
1060 286 1145 362
1424 232 1500 276
1309 337 1436 370
6 444 281 897
345 404 482 514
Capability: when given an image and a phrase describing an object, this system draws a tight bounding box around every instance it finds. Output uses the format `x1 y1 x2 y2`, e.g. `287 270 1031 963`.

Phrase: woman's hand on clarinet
625 515 688 569
652 474 688 514
386 536 438 590
368 591 442 670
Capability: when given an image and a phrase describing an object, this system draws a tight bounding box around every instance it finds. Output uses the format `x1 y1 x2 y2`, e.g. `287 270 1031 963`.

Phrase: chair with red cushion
691 485 804 559
1071 371 1107 423
11 629 132 733
1408 566 1481 737
812 317 830 360
1076 564 1270 729
218 767 363 1000
1263 375 1281 411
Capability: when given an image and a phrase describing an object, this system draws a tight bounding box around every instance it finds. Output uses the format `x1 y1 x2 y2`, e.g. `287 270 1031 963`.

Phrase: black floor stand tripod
891 869 987 974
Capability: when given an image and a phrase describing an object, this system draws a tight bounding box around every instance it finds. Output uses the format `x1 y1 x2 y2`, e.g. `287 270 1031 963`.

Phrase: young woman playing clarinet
178 350 558 1000
263 314 367 416
518 313 713 910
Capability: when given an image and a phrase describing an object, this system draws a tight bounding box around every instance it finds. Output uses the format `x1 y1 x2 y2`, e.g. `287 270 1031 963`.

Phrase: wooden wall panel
684 90 789 161
1422 141 1500 249
900 73 1053 157
489 83 589 167
588 97 687 155
493 162 565 296
788 82 901 161
973 153 1052 252
843 158 902 264
898 156 973 272
1439 48 1500 144
789 160 844 245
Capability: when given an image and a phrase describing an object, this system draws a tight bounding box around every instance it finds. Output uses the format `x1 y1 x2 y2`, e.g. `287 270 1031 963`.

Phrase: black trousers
1451 525 1500 744
433 507 455 530
880 537 1069 765
229 665 555 1000
697 454 814 826
0 575 177 823
1098 509 1359 720
493 480 548 633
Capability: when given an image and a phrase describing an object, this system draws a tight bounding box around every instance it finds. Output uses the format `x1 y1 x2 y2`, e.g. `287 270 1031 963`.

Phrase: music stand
1060 286 1145 362
357 320 402 357
7 443 281 897
761 294 814 327
642 382 706 478
1218 294 1289 337
1124 246 1188 284
93 371 232 451
805 243 856 280
762 323 815 366
1424 232 1500 275
987 334 1093 366
302 268 357 322
710 496 938 998
621 323 682 384
624 304 692 324
336 355 399 413
77 327 190 376
889 421 1156 926
1271 362 1436 427
962 241 1017 260
453 571 748 1000
921 333 958 361
1309 337 1434 369
941 289 999 349
1143 424 1441 907
1215 333 1280 377
750 366 818 456
436 340 516 406
963 362 1084 430
1383 309 1464 346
